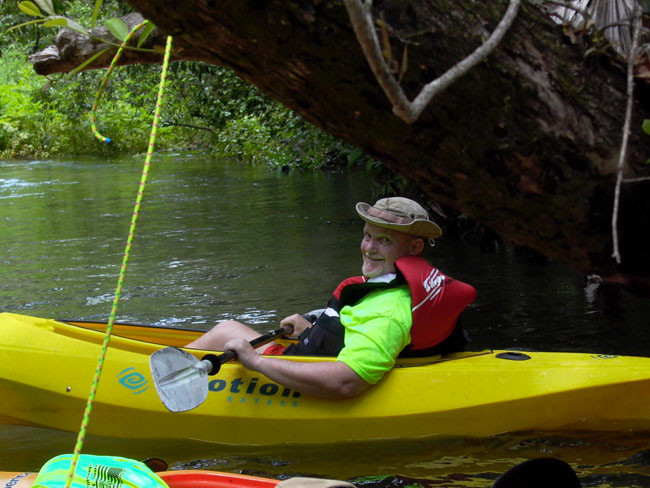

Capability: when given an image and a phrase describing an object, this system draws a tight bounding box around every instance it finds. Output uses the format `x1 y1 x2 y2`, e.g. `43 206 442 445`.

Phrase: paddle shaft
202 325 293 375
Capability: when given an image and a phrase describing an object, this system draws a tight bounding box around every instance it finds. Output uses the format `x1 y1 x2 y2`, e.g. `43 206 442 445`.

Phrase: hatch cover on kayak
496 351 531 361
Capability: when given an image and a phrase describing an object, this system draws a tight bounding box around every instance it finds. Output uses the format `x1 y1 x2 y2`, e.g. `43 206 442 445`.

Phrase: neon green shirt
336 284 412 384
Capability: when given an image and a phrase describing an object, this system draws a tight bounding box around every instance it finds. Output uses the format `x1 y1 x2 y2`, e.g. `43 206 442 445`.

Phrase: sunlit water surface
2 152 650 487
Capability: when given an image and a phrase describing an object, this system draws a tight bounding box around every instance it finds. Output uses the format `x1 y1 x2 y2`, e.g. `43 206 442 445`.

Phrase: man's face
360 223 418 278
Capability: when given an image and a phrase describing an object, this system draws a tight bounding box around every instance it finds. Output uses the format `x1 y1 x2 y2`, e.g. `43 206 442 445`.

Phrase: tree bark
30 0 650 294
28 13 189 74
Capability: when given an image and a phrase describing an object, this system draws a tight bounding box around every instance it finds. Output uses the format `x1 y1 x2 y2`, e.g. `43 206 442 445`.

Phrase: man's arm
223 338 370 399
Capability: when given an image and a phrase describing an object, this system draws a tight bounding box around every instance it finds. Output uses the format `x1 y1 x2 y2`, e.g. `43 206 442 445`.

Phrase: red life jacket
332 255 476 351
283 255 475 357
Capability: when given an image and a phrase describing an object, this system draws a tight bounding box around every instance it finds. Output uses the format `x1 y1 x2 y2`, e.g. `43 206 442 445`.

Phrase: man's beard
362 255 386 277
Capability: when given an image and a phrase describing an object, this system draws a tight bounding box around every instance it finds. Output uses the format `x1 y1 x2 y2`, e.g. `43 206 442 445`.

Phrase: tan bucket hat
356 197 442 239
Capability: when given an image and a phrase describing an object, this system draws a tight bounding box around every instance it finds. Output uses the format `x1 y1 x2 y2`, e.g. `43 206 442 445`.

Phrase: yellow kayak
2 312 650 444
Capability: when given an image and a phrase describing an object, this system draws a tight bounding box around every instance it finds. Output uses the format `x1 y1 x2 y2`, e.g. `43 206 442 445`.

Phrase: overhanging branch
343 0 521 123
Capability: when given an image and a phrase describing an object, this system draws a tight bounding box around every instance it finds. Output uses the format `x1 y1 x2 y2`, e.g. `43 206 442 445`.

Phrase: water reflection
0 154 370 325
2 424 650 487
2 152 650 486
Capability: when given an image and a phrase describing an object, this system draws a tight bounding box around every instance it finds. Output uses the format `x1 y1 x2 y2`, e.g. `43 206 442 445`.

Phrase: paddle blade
150 347 210 412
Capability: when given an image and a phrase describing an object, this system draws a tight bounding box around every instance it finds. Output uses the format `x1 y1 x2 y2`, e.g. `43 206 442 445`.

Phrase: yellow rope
64 34 174 488
90 21 148 143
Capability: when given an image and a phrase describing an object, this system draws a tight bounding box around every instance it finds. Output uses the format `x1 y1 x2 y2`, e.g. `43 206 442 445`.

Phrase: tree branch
611 4 642 264
28 13 186 76
623 176 650 182
343 0 521 124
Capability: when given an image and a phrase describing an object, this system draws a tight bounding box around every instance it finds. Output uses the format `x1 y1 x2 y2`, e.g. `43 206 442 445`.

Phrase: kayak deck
51 318 207 348
2 312 650 444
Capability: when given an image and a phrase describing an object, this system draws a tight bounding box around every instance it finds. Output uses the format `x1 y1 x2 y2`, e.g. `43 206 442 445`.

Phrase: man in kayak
187 197 475 399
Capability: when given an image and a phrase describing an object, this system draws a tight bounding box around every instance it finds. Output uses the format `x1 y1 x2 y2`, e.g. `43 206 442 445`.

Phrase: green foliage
642 119 650 136
0 47 368 169
6 0 142 53
212 101 353 169
643 119 650 164
90 0 105 27
0 46 167 158
364 158 407 197
1 0 130 54
160 62 369 170
12 1 88 37
0 48 59 157
104 17 129 42
0 0 376 172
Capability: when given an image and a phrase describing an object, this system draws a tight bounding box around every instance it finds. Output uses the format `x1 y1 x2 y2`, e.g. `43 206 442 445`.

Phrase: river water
2 152 650 486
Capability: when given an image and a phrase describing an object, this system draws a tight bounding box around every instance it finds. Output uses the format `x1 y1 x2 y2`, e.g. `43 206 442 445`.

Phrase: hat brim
356 202 442 239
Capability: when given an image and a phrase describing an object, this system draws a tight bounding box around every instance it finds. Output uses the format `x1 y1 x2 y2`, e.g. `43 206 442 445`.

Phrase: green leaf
90 0 104 28
42 17 67 28
63 18 89 36
33 0 54 15
347 147 364 166
137 21 156 47
18 1 42 17
105 18 129 42
643 119 650 135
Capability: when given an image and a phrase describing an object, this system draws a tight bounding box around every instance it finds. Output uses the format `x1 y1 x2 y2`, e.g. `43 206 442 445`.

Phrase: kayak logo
4 472 30 488
117 367 149 394
208 376 301 407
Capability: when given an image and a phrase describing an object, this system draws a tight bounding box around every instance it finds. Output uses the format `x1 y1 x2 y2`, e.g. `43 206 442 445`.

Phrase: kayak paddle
150 325 292 412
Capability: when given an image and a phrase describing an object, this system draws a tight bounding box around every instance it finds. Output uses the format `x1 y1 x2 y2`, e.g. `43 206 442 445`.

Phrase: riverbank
0 46 363 173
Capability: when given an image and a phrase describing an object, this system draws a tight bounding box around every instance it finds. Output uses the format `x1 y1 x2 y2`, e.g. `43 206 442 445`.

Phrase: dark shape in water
493 458 581 488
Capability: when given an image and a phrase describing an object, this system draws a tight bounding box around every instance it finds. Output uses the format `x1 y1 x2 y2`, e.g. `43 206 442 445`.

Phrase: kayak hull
2 312 650 444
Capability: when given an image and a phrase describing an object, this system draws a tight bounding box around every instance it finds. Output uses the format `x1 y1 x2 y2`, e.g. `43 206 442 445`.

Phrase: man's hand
280 313 312 337
223 337 261 370
224 334 370 399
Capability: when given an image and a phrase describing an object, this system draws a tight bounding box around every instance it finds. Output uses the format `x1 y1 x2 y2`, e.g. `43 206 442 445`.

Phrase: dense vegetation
0 0 385 175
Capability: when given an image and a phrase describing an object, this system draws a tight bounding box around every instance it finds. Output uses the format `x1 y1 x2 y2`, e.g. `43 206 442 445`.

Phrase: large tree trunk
30 1 650 294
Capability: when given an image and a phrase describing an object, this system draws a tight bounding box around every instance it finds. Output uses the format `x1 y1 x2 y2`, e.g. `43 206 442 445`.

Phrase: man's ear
409 238 425 255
